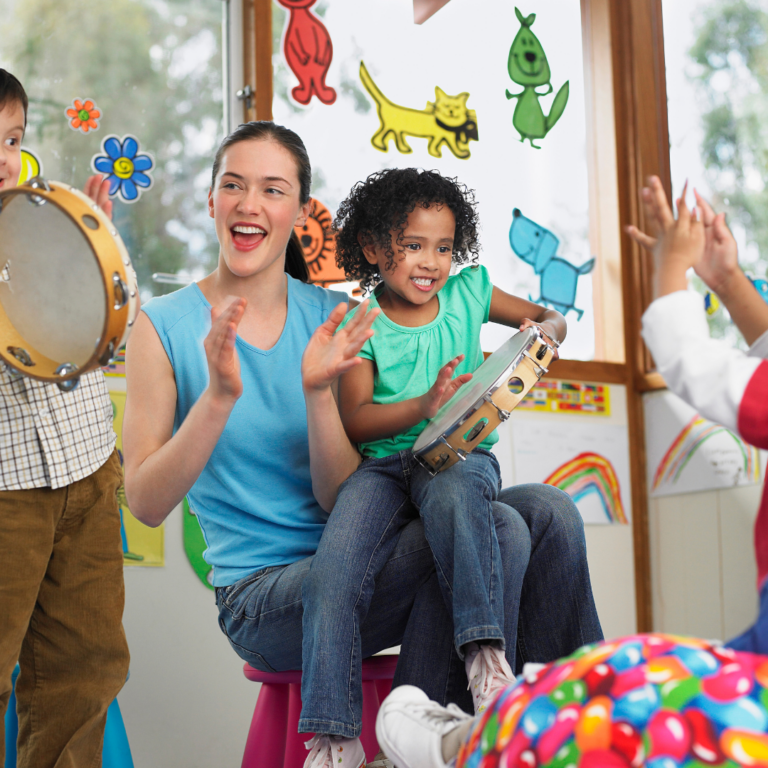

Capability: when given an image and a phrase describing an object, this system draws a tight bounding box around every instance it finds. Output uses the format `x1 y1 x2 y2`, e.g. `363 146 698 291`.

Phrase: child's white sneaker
465 643 516 714
303 734 366 768
375 685 472 768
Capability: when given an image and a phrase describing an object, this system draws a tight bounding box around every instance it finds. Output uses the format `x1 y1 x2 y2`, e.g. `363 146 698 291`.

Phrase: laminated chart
518 380 609 415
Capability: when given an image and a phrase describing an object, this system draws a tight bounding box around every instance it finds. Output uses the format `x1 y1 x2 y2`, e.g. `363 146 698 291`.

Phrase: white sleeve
641 291 761 432
749 327 768 359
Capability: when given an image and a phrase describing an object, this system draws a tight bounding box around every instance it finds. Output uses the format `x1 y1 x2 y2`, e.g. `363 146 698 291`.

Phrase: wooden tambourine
413 327 556 475
0 177 138 390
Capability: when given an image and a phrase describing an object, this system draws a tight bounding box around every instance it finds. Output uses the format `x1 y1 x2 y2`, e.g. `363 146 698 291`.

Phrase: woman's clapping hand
205 297 246 403
302 300 379 392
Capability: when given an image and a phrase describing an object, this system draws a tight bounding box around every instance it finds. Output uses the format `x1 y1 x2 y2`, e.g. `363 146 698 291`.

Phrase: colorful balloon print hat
457 633 768 768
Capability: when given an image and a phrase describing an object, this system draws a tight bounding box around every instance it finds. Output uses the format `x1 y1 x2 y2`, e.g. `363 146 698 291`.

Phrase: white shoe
375 685 472 768
303 734 366 768
466 644 516 714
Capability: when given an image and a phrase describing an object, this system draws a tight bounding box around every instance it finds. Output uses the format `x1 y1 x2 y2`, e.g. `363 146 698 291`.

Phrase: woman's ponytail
285 230 310 282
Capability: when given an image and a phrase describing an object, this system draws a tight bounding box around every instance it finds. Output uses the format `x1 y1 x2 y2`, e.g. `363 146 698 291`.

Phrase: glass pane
663 0 768 348
0 0 224 300
271 0 598 360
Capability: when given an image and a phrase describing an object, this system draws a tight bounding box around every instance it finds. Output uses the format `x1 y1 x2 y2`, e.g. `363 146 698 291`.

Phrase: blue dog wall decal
509 208 595 320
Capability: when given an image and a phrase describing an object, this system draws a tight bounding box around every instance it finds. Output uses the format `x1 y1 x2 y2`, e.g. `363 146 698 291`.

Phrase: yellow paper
109 390 164 566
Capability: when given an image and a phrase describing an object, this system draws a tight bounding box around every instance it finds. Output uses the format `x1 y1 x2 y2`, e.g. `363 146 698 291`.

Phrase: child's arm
338 355 472 445
488 286 567 349
637 180 767 435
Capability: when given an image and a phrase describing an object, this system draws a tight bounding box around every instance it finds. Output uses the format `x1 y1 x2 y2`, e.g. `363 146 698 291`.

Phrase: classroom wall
649 482 762 642
119 502 256 768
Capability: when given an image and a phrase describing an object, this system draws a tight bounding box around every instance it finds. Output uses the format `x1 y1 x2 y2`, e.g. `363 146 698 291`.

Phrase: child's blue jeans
215 472 603 738
726 580 768 655
299 448 508 735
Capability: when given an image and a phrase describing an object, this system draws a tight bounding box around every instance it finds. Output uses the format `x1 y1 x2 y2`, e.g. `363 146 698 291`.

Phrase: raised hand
626 176 705 296
302 300 379 392
692 190 739 294
419 355 473 420
83 174 113 220
204 297 246 403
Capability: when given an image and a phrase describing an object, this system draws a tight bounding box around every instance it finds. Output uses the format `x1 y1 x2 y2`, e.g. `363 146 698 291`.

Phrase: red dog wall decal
277 0 337 106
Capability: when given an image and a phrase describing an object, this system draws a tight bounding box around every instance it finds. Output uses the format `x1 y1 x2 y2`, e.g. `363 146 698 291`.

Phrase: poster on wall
645 390 761 498
110 390 165 566
511 416 631 524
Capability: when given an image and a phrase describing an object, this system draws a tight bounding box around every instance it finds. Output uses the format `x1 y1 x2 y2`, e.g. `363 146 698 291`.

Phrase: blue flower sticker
91 134 154 203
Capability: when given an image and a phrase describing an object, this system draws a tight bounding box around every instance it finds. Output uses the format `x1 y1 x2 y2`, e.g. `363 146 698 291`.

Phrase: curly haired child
300 168 568 766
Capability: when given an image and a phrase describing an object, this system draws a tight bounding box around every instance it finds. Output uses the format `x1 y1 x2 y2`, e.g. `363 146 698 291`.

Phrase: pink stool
241 655 399 768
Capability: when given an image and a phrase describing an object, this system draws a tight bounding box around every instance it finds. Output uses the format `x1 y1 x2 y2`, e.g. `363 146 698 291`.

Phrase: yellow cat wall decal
359 61 478 159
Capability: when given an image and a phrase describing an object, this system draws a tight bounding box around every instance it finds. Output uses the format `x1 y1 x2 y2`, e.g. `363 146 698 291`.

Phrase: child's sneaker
375 685 472 768
303 734 366 768
466 644 516 714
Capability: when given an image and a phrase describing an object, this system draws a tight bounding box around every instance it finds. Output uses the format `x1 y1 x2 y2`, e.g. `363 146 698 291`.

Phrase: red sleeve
738 361 768 450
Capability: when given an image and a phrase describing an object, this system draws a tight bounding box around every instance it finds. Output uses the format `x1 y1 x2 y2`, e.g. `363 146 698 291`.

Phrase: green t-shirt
338 264 499 458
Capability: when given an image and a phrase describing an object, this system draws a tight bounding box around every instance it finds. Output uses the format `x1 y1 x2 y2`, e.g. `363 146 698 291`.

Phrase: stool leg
242 683 289 768
283 683 308 768
360 680 381 761
375 678 393 703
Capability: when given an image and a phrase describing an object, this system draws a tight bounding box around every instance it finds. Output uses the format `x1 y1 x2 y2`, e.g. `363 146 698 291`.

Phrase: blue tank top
142 277 348 586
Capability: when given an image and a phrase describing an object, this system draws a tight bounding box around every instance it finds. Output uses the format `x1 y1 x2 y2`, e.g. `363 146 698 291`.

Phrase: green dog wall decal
505 7 569 148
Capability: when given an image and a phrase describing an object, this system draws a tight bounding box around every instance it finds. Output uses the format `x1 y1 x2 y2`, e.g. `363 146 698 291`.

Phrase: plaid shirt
0 364 116 490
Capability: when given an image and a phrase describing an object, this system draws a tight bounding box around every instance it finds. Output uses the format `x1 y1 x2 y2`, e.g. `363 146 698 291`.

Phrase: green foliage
688 0 768 281
0 0 223 297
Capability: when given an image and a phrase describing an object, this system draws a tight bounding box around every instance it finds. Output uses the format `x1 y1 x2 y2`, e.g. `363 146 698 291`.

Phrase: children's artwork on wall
65 98 101 133
297 197 343 285
509 208 594 319
645 390 761 497
359 61 478 159
505 8 569 148
102 346 126 377
518 380 610 416
183 498 213 590
413 0 452 24
18 148 42 185
277 0 337 106
511 416 631 525
751 275 768 303
545 452 629 524
110 390 164 565
91 135 154 204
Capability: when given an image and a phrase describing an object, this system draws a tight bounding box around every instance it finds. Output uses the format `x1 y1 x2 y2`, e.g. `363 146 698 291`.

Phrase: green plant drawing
505 7 569 148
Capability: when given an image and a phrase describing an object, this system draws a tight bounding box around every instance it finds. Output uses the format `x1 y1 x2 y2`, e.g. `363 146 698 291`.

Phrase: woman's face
208 138 309 279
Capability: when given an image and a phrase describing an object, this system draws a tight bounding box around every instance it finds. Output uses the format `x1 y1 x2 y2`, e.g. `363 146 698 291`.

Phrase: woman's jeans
216 479 603 737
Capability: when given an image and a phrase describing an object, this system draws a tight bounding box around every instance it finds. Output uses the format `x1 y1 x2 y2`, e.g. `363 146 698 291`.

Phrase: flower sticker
65 98 101 133
91 135 154 203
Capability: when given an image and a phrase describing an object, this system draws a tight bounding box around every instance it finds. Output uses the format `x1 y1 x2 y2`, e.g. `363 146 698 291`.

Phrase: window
0 0 225 300
268 0 616 361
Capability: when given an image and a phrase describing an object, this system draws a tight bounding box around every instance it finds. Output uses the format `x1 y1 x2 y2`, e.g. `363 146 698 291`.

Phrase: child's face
0 100 24 191
208 138 309 280
365 204 455 308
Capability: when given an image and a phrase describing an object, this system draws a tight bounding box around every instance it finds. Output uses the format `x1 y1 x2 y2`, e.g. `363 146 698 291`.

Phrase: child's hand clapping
419 355 473 420
692 190 739 296
626 176 705 298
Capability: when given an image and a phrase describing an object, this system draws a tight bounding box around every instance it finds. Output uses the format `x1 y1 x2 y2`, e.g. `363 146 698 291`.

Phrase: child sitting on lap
300 168 566 762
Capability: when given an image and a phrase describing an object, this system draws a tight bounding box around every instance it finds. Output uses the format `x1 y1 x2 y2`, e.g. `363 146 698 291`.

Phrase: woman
123 121 602 768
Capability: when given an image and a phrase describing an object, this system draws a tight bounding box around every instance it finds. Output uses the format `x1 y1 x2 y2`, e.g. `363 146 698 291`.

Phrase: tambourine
413 327 555 475
0 177 138 390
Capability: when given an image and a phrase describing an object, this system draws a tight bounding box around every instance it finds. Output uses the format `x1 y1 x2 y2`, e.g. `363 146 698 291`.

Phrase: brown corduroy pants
0 449 130 768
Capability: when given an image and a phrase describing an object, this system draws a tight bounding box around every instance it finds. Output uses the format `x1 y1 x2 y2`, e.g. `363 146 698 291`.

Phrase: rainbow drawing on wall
544 451 628 524
653 415 760 491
